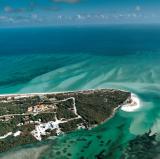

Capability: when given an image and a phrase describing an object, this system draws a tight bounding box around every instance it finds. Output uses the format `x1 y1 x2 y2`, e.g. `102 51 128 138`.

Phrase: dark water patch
121 132 160 159
62 148 67 153
1 26 160 55
105 140 112 146
117 124 125 130
100 140 104 144
56 151 61 155
77 138 87 142
95 149 105 159
96 135 102 139
82 140 92 149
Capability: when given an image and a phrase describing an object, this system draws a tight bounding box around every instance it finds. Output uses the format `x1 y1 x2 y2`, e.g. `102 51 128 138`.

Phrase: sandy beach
121 93 141 112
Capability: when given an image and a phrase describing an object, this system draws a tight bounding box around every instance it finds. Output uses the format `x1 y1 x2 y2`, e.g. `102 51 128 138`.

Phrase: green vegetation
0 134 37 153
56 102 77 120
30 113 56 123
75 91 130 125
19 124 35 133
0 122 14 136
0 96 41 115
59 118 84 132
0 89 130 153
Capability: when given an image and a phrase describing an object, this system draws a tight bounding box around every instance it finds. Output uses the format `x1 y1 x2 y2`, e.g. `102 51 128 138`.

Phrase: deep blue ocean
1 25 160 55
0 25 160 159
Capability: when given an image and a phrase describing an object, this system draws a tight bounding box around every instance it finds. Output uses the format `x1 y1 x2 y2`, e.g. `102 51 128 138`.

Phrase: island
0 89 131 153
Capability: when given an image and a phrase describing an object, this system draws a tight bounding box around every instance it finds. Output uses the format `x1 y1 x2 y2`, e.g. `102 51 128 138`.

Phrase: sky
0 0 160 27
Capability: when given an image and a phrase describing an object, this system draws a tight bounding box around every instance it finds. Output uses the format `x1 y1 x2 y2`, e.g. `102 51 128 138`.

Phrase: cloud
4 6 13 13
53 0 80 4
4 6 26 13
135 5 141 12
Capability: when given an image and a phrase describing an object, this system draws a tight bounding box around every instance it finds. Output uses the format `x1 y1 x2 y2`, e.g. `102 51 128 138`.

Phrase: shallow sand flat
1 145 49 159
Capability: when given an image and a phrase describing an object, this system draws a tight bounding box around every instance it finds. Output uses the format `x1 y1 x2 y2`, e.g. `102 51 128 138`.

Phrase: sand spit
121 93 141 112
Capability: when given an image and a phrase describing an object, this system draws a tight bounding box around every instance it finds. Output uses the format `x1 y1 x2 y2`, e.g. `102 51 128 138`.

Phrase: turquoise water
0 26 160 158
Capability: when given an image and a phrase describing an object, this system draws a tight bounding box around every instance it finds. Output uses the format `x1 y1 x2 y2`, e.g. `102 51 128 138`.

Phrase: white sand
121 93 141 112
13 131 21 137
0 132 12 139
0 88 128 97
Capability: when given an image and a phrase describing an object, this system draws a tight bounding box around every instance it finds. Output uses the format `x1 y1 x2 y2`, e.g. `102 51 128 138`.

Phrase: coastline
0 88 136 153
121 93 141 112
0 89 140 123
103 93 141 125
0 89 140 122
0 88 129 97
